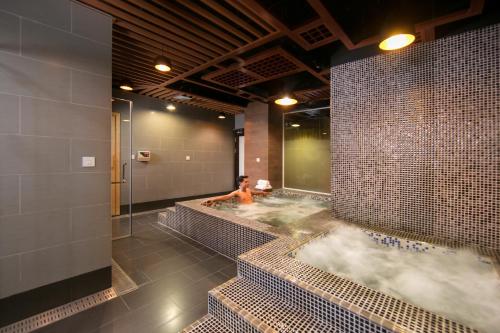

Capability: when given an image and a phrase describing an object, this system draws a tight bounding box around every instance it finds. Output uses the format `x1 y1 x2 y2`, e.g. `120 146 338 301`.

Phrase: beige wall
113 91 235 204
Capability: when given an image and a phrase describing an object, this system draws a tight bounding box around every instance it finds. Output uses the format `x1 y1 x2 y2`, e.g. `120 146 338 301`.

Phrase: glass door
111 98 133 239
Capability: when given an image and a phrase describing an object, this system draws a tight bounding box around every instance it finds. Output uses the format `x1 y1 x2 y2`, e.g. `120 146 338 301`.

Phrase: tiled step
158 206 179 229
209 277 340 333
181 314 233 333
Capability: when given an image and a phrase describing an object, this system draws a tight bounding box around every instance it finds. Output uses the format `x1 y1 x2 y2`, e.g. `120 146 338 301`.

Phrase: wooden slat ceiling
78 0 485 114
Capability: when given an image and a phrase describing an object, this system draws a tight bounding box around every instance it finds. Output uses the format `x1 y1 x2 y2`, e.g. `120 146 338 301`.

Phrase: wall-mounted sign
137 151 151 162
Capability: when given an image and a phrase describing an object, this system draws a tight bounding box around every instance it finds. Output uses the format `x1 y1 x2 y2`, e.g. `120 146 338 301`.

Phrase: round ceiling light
275 96 298 106
119 80 133 91
379 33 415 51
218 112 226 119
154 55 172 72
166 104 176 111
291 123 300 127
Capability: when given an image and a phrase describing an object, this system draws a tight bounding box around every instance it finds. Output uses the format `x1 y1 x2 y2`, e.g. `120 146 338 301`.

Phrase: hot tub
292 226 500 333
213 194 333 238
160 189 499 332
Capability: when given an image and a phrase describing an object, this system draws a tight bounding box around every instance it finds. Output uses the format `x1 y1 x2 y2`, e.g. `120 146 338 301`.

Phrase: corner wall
0 0 112 302
244 102 282 189
330 24 500 249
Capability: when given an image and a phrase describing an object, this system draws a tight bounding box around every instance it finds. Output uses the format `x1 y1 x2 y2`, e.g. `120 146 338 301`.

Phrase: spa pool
214 195 333 238
293 226 500 333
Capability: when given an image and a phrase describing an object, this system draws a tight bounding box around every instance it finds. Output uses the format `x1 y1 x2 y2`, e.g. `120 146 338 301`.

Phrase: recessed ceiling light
379 33 415 50
119 80 133 91
291 123 300 127
154 55 172 72
122 119 130 122
275 96 297 106
322 132 327 135
218 113 226 119
166 104 176 111
174 95 192 101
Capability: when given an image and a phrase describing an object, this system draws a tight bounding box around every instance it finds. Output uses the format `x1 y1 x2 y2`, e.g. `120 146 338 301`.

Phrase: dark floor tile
94 296 182 333
168 272 226 311
129 223 155 234
198 255 234 272
121 271 192 310
151 302 207 333
126 270 151 286
112 238 144 253
34 297 129 333
182 261 221 282
127 252 165 271
198 272 230 291
144 254 201 281
37 210 235 333
122 244 162 260
188 248 216 261
155 245 183 260
218 263 237 278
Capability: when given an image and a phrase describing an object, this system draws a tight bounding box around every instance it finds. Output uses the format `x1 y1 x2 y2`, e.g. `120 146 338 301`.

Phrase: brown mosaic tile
330 23 500 250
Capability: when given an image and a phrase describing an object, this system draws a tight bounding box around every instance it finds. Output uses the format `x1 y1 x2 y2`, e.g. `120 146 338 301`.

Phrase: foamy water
218 196 328 227
295 226 500 333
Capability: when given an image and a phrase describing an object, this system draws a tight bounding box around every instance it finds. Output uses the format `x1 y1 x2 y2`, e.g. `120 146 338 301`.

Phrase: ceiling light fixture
154 55 172 72
174 95 192 101
218 113 226 119
379 33 415 51
275 95 297 106
291 123 300 127
166 104 176 111
119 80 133 91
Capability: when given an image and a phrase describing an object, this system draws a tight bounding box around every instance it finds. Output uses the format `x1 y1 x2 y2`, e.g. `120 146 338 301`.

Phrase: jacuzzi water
295 226 500 333
216 196 331 237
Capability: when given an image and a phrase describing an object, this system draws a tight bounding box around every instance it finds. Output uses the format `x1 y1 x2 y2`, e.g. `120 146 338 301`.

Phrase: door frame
111 97 133 240
233 128 244 188
111 112 121 216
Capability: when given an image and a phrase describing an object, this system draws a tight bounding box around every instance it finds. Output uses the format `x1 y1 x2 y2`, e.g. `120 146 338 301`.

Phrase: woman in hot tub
204 175 269 206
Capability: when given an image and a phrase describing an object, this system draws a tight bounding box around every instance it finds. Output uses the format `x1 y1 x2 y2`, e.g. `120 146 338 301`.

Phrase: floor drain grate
0 288 117 333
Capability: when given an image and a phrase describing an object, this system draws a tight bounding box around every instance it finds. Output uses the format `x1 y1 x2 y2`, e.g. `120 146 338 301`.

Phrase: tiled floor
35 212 236 333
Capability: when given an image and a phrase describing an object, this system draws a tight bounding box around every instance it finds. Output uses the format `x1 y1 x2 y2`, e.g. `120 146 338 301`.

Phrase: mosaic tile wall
330 24 500 249
158 200 277 260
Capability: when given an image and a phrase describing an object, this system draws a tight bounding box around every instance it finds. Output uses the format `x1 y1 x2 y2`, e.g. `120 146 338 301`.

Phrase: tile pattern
159 199 278 260
208 277 339 332
27 212 237 333
171 191 484 333
112 89 235 206
0 0 112 299
239 235 478 333
330 24 500 250
180 314 232 333
275 188 331 202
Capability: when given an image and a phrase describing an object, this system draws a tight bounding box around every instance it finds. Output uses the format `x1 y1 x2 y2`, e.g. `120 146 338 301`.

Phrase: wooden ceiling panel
78 0 487 113
203 48 311 89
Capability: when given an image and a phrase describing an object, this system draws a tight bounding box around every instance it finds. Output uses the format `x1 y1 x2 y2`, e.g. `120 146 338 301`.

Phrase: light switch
82 156 95 167
256 157 260 163
186 155 191 161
